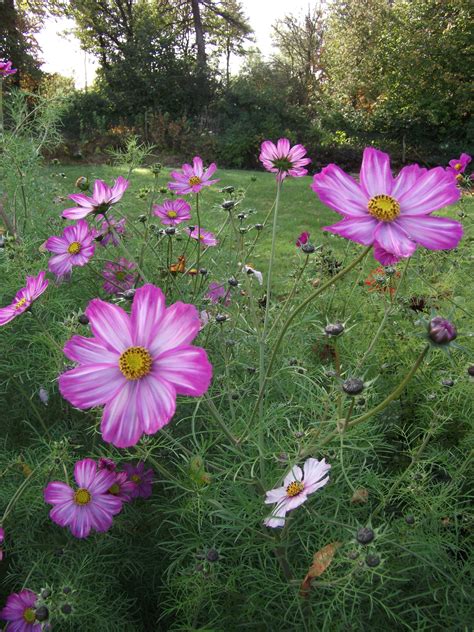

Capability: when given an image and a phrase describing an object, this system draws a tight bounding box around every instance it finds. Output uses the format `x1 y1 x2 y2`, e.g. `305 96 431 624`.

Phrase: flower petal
283 465 303 487
69 506 93 538
131 284 166 349
74 458 98 488
63 335 118 365
45 236 68 254
85 298 132 353
391 164 427 199
50 500 75 528
311 165 368 217
396 215 463 251
153 346 212 396
323 216 378 245
359 147 394 197
149 302 201 356
44 481 74 505
303 458 331 487
264 486 287 504
374 222 416 259
100 381 144 448
135 372 177 435
59 364 124 409
398 167 460 215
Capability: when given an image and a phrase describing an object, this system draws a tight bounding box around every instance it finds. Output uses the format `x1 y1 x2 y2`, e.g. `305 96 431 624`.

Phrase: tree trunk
190 0 206 71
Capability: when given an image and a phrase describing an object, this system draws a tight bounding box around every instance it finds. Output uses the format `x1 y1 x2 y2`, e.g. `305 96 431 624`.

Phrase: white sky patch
36 1 314 88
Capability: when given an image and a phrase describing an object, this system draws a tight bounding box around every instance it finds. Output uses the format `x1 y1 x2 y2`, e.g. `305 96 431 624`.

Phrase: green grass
1 159 473 631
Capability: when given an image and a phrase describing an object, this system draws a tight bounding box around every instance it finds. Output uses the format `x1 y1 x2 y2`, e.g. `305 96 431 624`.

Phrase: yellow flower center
119 346 152 380
14 297 27 310
131 474 141 484
74 488 91 505
367 194 400 222
189 176 202 186
109 483 120 495
23 608 36 623
286 480 304 497
455 162 462 171
167 210 178 218
67 241 82 255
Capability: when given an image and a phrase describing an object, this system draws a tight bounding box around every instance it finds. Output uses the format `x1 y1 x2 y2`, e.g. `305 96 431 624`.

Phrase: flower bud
206 548 219 562
228 277 239 287
151 163 162 175
221 200 235 210
405 515 415 525
441 378 454 387
428 317 457 344
254 223 263 231
40 589 51 600
221 186 235 194
122 289 136 300
365 554 380 568
325 323 344 337
78 313 89 325
61 604 72 615
159 186 168 194
38 387 49 406
165 227 176 236
35 606 49 621
301 243 315 254
138 214 147 223
199 268 208 275
343 378 365 396
468 366 474 377
216 314 228 323
237 212 246 221
75 176 89 191
356 527 375 544
63 587 72 594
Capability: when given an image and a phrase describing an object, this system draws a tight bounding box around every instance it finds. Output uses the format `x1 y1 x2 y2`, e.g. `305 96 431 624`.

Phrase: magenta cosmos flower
169 156 219 195
45 219 96 279
96 214 126 247
187 226 217 247
446 153 471 178
153 198 191 226
108 470 136 502
1 589 41 631
259 138 311 181
62 176 129 220
102 258 137 295
0 271 48 327
206 282 230 305
312 148 462 265
123 462 154 498
0 60 17 78
44 458 123 538
264 458 331 528
58 284 213 448
296 231 310 248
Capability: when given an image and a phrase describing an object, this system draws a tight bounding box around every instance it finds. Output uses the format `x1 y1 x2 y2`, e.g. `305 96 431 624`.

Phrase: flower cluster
0 59 17 78
44 458 153 539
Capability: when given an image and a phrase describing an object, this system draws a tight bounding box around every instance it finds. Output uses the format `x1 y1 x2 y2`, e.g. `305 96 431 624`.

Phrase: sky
36 0 314 89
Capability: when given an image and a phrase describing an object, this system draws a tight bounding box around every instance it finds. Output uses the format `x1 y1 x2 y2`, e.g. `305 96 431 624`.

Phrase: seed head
343 378 365 396
356 527 375 544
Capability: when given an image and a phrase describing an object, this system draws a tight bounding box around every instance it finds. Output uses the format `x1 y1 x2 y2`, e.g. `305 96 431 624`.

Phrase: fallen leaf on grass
300 541 341 597
351 488 369 504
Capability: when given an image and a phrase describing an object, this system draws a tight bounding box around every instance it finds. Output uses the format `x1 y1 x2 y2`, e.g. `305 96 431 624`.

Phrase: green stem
268 254 309 337
304 344 430 455
247 246 372 431
0 78 3 137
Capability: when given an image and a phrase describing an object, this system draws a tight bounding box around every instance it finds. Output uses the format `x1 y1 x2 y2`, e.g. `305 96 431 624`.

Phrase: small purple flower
62 177 129 220
38 387 49 406
446 153 471 177
0 589 41 630
206 282 230 305
187 227 217 247
98 457 117 471
428 316 457 345
296 231 310 248
264 458 331 528
123 462 154 498
259 138 311 181
153 199 191 226
45 220 96 280
96 214 126 247
102 258 137 295
169 157 219 195
0 60 17 78
108 471 136 502
0 271 48 327
44 458 123 539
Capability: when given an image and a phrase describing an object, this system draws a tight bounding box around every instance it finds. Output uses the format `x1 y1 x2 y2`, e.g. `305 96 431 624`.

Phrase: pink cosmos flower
96 214 126 247
108 470 136 502
264 458 331 528
312 148 462 265
58 284 213 448
45 220 96 279
44 458 123 539
259 138 311 181
123 462 154 498
98 457 116 471
187 226 217 247
62 176 129 220
206 282 230 305
0 271 48 327
446 153 471 177
169 156 219 195
153 199 191 226
0 60 17 78
296 231 310 248
102 258 137 295
0 589 41 631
